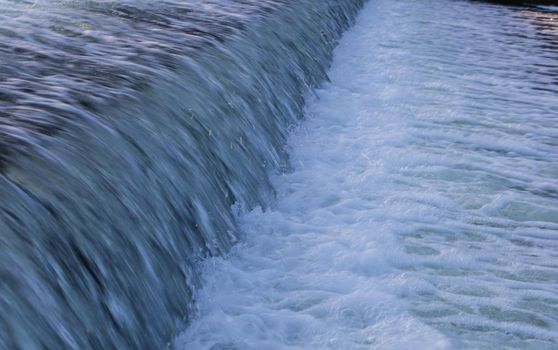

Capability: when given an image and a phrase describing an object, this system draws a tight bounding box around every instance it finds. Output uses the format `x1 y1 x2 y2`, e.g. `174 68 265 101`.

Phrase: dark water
0 1 364 348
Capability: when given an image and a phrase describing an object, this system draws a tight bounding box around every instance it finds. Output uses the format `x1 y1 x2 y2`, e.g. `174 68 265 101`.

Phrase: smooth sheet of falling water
0 0 364 348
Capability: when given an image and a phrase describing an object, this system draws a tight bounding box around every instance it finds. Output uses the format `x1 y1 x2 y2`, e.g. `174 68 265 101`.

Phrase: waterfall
0 0 365 348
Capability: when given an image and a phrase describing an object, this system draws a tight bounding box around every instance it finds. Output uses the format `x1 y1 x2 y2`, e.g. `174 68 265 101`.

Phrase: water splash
175 0 558 348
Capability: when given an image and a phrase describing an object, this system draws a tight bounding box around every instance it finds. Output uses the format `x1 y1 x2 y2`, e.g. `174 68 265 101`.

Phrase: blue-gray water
0 1 364 348
176 1 558 349
1 0 558 349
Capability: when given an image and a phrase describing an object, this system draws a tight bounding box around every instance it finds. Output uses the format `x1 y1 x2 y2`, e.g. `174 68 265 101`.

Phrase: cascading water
175 1 558 349
0 1 365 348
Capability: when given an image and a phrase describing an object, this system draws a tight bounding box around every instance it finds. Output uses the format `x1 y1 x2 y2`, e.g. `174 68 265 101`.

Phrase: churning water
176 0 558 349
1 0 558 349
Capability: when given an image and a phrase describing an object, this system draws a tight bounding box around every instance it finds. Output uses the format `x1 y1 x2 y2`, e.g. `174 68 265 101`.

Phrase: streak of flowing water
0 0 365 348
176 1 558 349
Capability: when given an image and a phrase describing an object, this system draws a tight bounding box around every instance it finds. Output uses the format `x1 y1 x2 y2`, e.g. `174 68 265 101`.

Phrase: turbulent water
176 1 558 349
0 1 365 348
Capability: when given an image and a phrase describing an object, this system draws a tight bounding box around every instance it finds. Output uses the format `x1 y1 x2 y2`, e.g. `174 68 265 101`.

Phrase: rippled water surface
177 1 558 349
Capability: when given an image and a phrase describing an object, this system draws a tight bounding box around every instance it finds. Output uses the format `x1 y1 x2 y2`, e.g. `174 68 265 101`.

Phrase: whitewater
176 0 558 349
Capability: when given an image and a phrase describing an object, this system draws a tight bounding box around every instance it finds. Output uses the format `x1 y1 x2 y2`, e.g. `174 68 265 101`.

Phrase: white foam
175 0 558 348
